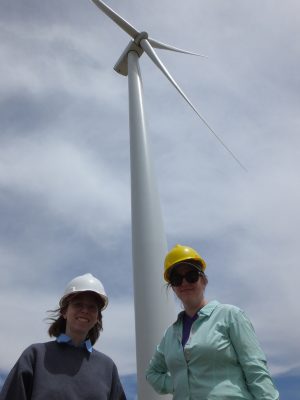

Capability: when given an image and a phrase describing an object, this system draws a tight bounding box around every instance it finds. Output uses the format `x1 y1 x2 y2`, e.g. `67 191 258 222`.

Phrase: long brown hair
47 294 104 345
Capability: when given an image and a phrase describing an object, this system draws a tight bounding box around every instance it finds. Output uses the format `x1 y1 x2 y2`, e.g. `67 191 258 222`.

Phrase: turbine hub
134 31 148 46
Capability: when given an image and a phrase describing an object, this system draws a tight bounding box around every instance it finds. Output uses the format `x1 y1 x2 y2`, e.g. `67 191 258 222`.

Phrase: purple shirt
181 312 198 347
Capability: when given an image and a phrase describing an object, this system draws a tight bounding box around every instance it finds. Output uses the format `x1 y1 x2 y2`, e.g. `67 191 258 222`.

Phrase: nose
181 277 189 285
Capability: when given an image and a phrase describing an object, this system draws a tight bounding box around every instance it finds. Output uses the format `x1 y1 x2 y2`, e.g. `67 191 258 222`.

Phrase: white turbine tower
90 1 246 399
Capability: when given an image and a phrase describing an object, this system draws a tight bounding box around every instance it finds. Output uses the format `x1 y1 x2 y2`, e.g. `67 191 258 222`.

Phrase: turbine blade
140 39 247 171
90 0 139 39
149 37 207 58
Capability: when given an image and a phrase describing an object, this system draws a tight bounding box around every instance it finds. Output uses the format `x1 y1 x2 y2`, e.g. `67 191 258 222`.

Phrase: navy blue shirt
0 341 126 399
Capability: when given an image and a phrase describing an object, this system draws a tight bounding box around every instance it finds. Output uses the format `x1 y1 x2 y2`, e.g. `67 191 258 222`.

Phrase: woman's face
171 264 207 309
62 292 100 340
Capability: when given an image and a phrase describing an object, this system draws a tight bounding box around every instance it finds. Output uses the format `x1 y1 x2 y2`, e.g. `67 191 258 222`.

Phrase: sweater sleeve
145 337 174 395
109 362 127 400
229 309 280 400
0 346 35 400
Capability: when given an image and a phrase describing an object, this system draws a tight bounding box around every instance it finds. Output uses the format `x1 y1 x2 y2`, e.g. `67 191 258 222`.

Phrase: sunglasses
170 269 202 287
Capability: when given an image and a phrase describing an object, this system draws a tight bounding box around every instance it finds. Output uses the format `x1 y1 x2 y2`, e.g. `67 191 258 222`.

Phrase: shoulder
215 302 242 313
91 348 118 366
19 341 59 358
20 342 46 355
25 341 57 351
90 349 121 377
212 302 253 326
7 342 54 372
198 300 242 317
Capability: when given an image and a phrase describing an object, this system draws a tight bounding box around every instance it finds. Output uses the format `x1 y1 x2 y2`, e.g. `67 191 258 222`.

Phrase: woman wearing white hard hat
146 245 279 400
1 273 126 400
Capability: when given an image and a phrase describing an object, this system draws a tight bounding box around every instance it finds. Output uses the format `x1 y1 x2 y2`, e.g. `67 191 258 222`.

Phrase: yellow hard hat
164 244 206 282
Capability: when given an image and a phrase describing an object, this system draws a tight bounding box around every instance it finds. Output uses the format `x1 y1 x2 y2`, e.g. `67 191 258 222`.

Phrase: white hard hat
59 273 108 310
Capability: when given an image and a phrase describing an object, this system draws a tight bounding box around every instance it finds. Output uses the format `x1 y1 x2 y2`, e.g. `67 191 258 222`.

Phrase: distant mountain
120 373 137 400
0 372 7 391
273 366 300 400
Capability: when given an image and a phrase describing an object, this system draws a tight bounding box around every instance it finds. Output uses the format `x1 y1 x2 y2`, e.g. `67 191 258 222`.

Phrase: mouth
179 288 194 293
76 317 90 322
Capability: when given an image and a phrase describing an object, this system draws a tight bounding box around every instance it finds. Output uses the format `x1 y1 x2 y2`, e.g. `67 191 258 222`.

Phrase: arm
109 363 127 400
145 339 174 395
0 347 35 400
229 309 279 400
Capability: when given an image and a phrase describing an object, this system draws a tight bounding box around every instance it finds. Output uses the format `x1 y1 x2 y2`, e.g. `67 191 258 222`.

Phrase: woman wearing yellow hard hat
146 244 279 399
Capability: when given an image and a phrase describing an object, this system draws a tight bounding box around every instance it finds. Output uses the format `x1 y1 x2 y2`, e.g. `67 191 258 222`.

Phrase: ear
200 274 208 287
60 301 69 320
61 309 68 320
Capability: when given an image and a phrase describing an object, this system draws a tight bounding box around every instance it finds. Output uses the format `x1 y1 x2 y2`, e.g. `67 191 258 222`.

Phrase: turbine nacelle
114 32 148 76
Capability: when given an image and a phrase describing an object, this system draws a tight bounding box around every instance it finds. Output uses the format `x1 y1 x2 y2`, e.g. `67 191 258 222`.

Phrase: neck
184 298 207 317
65 329 87 346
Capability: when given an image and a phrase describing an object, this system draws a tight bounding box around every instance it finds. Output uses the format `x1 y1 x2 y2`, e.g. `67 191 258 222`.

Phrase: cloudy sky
1 0 299 380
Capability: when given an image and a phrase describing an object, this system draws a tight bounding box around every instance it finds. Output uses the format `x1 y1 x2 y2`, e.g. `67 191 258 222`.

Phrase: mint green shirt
146 301 279 399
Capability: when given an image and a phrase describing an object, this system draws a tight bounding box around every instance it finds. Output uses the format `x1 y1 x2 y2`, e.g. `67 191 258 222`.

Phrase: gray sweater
0 341 126 400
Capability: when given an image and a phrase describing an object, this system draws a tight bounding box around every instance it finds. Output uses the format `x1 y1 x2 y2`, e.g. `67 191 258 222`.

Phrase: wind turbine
89 1 245 399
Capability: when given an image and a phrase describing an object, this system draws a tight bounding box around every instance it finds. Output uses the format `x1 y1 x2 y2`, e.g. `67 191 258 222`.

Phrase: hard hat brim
59 290 108 311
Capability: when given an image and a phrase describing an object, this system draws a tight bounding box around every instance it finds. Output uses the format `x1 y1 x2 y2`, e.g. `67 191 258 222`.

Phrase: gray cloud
0 0 299 376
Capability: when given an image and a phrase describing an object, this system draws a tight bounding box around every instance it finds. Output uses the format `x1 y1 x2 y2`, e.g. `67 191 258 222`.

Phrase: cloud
0 136 130 240
0 0 299 378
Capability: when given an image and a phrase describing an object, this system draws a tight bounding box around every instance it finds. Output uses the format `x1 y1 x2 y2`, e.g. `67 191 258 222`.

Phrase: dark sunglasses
170 269 202 287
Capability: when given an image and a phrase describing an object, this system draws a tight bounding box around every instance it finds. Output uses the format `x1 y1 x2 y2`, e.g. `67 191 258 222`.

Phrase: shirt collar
197 300 220 316
56 333 93 353
176 300 220 323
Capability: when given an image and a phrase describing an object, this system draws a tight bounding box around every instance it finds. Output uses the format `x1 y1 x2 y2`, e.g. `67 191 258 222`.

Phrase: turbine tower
89 1 245 399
